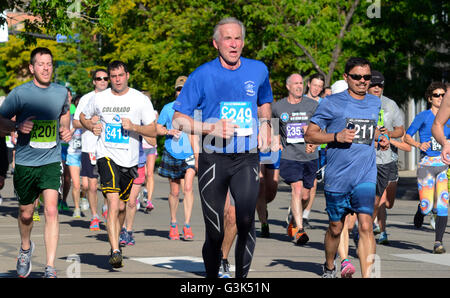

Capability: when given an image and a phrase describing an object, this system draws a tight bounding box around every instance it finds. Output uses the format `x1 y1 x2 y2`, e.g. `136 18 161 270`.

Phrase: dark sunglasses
369 83 384 88
95 76 109 81
432 93 445 98
175 87 183 92
348 74 372 81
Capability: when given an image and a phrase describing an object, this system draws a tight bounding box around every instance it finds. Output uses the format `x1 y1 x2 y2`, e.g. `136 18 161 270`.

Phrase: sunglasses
95 76 109 81
432 93 445 98
347 74 372 81
369 83 384 88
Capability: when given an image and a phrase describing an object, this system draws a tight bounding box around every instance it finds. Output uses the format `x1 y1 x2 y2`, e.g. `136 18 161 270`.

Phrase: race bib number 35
30 120 57 149
220 101 253 136
105 123 130 148
346 118 376 145
286 123 306 143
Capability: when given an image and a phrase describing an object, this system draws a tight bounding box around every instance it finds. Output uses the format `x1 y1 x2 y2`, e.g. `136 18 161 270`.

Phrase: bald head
286 73 304 99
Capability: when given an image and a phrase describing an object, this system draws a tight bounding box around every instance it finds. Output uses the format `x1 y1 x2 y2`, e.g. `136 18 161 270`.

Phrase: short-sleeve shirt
310 90 381 193
376 95 404 164
272 96 319 161
172 57 273 153
74 90 100 153
406 109 450 158
82 87 156 168
157 101 193 160
0 81 69 166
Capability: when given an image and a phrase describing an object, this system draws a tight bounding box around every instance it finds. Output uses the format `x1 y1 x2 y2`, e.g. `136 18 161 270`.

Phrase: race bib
346 118 376 145
105 123 130 149
286 122 306 144
220 101 253 136
431 136 442 151
30 120 57 149
71 129 82 150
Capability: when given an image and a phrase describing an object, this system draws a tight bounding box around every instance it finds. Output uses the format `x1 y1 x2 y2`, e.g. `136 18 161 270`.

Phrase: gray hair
213 17 246 42
286 73 302 85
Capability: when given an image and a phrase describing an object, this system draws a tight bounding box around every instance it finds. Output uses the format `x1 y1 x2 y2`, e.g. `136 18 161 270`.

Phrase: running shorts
97 157 138 202
80 152 98 179
66 152 82 167
279 158 318 188
14 162 63 205
158 149 194 179
376 161 399 197
324 182 376 222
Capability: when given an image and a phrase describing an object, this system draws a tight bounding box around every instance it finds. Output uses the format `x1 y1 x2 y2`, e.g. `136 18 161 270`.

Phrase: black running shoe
261 223 270 238
413 204 424 228
109 249 123 268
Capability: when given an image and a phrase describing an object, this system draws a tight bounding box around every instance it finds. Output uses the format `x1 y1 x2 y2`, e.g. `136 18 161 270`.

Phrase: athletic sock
435 215 448 243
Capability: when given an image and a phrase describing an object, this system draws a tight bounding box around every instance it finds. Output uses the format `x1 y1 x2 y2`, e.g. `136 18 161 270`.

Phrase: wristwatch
259 119 272 127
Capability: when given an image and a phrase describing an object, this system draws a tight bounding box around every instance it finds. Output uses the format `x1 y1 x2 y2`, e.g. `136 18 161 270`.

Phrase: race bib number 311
220 101 253 136
30 120 57 149
346 118 376 145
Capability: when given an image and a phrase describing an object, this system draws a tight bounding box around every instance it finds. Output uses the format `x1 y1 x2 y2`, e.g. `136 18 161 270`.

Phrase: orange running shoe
293 229 309 245
89 217 100 231
287 220 298 238
169 224 180 240
183 225 194 241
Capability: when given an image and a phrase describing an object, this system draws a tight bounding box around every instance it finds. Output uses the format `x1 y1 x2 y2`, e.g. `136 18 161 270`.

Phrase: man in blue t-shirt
0 47 72 278
172 17 273 278
305 57 386 278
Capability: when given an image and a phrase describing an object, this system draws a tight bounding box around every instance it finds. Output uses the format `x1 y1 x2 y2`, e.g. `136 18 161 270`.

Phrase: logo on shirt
280 113 289 122
244 81 256 97
113 114 121 122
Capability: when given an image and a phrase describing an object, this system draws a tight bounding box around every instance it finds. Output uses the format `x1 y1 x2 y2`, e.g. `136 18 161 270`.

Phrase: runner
405 81 449 253
273 73 319 245
368 70 405 245
157 76 197 241
305 57 386 278
80 60 157 268
172 17 273 278
0 47 72 278
73 68 109 230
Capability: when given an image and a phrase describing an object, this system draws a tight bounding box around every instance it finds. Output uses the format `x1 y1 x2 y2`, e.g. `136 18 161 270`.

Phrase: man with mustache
305 57 386 278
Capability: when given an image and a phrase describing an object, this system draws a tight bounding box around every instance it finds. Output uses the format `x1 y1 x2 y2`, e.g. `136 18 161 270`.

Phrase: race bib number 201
30 120 57 149
346 118 376 145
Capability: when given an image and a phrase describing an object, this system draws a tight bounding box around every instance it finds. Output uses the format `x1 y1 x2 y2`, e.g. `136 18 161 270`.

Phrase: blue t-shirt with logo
158 101 193 160
310 90 381 193
172 57 273 153
406 109 450 158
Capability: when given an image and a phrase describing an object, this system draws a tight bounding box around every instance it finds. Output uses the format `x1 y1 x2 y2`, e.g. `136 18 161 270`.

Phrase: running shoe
169 223 180 240
72 208 81 218
261 223 270 238
218 259 231 278
430 213 437 230
89 217 100 231
340 259 355 278
33 210 40 222
287 220 298 238
293 229 309 245
44 266 57 278
377 231 389 245
17 240 35 278
109 249 123 268
119 227 128 247
183 225 194 241
127 231 135 246
303 218 313 229
145 201 154 213
433 242 446 254
413 203 424 228
322 262 337 278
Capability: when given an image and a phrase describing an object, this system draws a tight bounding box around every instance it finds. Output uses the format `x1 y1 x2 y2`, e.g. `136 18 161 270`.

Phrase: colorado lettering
102 106 131 113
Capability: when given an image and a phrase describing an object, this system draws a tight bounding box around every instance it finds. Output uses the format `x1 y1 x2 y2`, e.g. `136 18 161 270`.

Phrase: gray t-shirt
0 81 69 166
376 95 404 164
272 96 319 161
